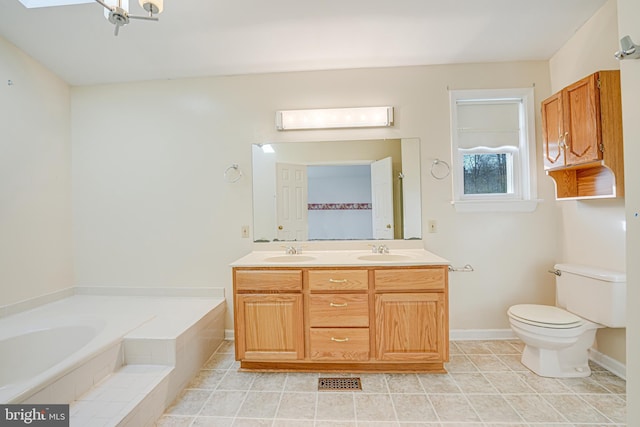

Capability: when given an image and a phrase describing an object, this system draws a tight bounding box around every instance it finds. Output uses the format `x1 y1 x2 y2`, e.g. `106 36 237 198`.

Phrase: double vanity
231 247 450 373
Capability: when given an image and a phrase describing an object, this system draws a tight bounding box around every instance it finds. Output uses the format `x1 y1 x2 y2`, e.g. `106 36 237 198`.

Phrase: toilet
508 263 626 378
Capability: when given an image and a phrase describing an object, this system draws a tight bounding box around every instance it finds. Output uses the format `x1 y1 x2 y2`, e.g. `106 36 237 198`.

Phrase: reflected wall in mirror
252 138 422 242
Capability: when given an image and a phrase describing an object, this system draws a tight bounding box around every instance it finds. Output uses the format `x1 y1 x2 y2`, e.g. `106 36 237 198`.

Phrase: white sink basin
264 255 316 263
357 254 412 262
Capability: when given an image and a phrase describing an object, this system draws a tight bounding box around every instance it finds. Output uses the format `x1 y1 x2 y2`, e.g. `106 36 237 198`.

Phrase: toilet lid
509 304 583 329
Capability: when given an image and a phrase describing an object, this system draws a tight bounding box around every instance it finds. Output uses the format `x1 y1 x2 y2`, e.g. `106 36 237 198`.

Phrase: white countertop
230 248 450 267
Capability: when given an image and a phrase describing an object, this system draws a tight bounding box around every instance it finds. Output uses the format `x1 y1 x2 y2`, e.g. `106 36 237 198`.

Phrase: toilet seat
508 304 583 329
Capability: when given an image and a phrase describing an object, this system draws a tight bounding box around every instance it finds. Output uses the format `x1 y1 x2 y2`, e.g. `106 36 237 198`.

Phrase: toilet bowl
508 304 600 377
508 264 626 378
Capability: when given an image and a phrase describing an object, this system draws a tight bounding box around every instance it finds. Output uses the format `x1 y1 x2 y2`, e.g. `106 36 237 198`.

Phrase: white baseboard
450 329 517 341
225 329 235 340
589 348 626 380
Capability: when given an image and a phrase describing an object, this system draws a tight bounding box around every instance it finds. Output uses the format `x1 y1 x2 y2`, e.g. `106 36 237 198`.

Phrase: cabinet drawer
309 294 369 327
310 328 370 361
374 268 446 292
235 269 302 292
308 270 368 291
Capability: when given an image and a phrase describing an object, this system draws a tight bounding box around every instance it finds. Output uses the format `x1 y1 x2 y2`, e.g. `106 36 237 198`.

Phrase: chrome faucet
370 244 389 254
284 246 302 255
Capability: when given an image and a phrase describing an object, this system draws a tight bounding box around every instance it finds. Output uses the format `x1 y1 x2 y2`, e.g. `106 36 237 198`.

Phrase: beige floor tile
165 389 212 416
191 416 234 427
391 393 437 422
591 370 627 394
315 392 356 421
235 391 280 418
455 341 493 355
154 415 194 426
249 372 287 391
272 420 314 427
385 373 424 393
188 370 226 389
516 371 572 394
444 355 478 373
216 371 256 391
275 392 317 420
160 340 627 426
484 340 522 355
581 393 626 424
450 373 498 394
466 394 523 423
354 393 396 422
429 394 480 422
496 354 529 371
230 418 272 427
503 394 566 423
483 372 536 393
543 393 611 423
359 373 390 393
199 390 246 417
559 376 612 394
417 373 461 393
203 353 236 370
467 354 510 371
284 372 319 392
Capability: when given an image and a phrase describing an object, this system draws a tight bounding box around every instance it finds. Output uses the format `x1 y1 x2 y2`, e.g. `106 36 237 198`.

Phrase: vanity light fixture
275 106 394 130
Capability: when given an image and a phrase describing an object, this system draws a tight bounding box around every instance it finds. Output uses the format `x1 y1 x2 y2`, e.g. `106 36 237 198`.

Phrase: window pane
463 153 512 195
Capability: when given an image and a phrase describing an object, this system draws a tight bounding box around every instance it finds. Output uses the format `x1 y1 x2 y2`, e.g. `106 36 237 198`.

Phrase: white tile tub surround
0 291 225 426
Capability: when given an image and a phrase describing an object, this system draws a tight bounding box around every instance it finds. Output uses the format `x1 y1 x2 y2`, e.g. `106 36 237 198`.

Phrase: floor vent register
318 377 362 391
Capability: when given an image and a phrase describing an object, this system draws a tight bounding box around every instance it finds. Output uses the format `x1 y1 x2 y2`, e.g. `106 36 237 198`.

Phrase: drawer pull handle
328 278 348 283
331 337 349 343
329 302 348 307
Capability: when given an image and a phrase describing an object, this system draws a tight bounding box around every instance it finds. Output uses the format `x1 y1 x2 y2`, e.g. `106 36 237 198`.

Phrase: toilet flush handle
548 269 561 276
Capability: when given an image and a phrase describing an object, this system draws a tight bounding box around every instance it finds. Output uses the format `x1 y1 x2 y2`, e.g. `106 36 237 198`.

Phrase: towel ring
430 159 450 180
224 164 243 183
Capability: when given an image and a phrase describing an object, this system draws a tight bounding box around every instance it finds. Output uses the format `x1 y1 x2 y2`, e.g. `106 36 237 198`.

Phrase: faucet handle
369 244 379 253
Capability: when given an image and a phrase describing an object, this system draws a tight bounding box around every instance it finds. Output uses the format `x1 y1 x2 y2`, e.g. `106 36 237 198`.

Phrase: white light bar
18 0 92 8
276 106 394 130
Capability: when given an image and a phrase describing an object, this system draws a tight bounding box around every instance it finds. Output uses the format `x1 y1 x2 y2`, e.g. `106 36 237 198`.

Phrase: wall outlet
241 225 250 238
428 220 437 233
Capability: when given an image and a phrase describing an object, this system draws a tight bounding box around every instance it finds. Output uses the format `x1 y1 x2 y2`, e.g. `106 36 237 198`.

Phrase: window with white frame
449 88 538 212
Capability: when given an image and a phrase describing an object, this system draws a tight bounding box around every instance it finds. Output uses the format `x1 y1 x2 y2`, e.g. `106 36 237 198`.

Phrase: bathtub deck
2 294 225 427
71 364 173 427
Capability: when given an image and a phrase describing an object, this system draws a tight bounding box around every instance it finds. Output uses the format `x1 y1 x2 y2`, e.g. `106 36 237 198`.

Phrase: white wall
70 62 558 329
618 0 640 422
0 37 73 307
548 0 626 364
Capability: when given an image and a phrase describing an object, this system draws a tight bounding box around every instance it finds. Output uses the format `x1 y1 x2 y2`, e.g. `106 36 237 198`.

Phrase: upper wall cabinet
541 70 624 200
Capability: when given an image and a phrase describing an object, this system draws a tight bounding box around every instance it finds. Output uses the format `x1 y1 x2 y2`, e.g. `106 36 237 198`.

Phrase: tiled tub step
70 364 173 427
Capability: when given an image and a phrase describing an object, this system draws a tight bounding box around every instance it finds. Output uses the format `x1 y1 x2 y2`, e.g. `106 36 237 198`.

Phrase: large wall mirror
252 138 422 242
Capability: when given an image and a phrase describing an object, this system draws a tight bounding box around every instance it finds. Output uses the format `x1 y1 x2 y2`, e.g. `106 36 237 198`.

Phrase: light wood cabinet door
235 294 304 360
375 293 447 362
562 73 602 165
541 91 565 170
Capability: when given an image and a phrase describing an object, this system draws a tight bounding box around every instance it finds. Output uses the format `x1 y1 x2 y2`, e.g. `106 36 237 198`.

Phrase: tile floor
156 340 626 426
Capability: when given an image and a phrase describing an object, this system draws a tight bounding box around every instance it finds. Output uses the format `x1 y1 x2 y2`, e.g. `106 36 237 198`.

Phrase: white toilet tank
555 263 626 327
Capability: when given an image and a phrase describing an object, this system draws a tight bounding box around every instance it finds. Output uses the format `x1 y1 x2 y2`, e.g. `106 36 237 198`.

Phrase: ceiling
0 0 608 86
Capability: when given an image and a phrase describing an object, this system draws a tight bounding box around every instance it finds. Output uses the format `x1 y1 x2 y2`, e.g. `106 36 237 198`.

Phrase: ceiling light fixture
95 0 163 36
275 106 394 131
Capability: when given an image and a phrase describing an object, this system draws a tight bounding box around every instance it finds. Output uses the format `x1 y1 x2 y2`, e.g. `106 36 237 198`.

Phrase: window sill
451 199 541 213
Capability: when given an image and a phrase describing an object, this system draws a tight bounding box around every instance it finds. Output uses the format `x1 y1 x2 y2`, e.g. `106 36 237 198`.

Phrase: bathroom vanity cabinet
232 263 449 372
541 70 624 199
